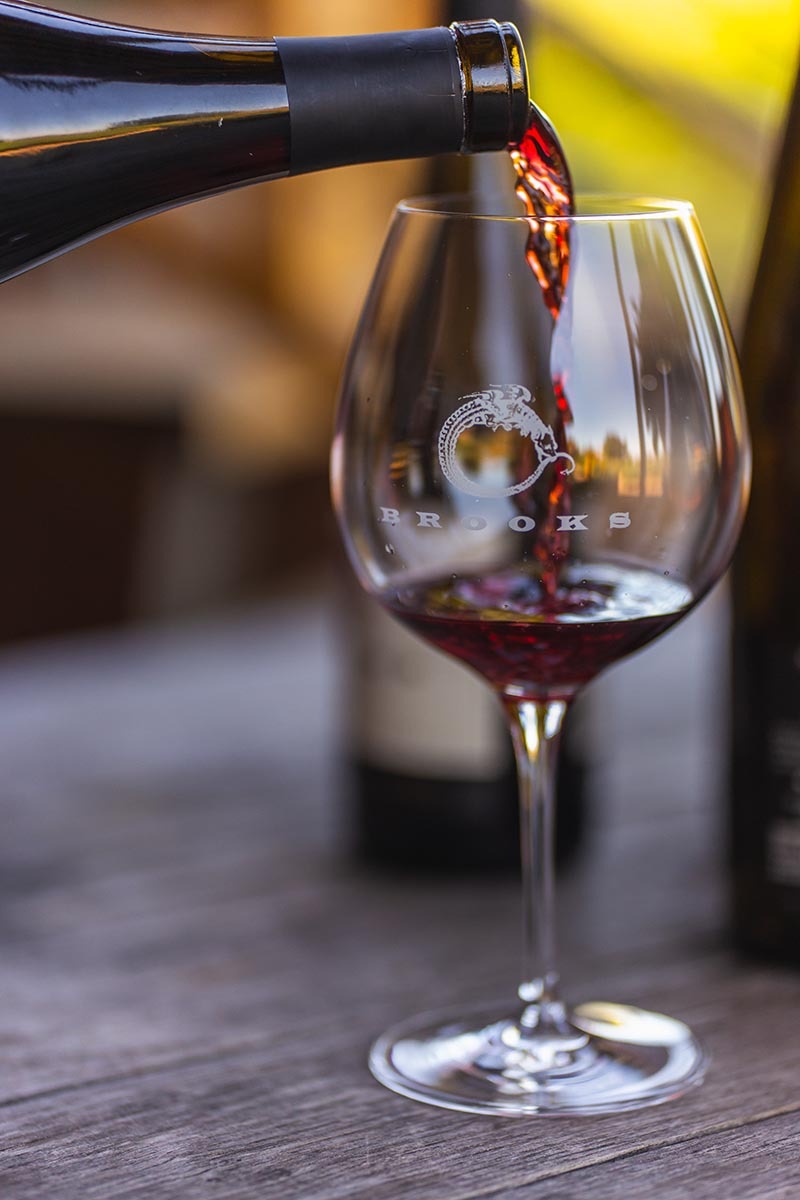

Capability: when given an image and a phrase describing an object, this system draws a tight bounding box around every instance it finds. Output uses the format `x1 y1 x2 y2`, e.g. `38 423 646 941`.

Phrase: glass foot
370 1000 706 1116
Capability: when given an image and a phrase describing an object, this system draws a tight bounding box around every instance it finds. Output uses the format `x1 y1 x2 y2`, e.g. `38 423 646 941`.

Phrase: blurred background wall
0 0 797 642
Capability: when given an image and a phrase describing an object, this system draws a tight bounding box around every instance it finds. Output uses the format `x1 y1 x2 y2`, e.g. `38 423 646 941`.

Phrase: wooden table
0 584 797 1198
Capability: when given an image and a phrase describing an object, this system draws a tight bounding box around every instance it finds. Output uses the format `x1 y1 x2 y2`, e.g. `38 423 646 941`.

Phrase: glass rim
395 193 696 224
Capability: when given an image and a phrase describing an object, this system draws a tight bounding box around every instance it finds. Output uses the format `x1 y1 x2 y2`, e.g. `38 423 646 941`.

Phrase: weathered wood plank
0 599 730 1107
491 1111 800 1199
0 963 797 1200
0 820 726 1105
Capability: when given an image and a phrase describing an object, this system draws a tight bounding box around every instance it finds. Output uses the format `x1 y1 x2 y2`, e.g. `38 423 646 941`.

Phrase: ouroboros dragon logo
438 384 576 499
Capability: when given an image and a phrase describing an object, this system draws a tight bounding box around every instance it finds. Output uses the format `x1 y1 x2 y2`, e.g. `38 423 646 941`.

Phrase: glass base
370 1000 706 1116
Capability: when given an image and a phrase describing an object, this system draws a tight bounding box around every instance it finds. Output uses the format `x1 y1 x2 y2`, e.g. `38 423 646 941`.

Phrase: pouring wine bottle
346 0 587 873
0 3 529 283
731 64 800 962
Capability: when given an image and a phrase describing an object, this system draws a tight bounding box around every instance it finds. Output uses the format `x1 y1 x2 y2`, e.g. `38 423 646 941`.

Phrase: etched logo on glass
438 384 576 498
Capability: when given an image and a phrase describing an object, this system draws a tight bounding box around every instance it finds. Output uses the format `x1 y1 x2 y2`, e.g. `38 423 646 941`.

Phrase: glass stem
503 697 569 1032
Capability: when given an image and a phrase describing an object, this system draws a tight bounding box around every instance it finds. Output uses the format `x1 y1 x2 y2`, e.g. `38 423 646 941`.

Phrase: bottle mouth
451 20 529 152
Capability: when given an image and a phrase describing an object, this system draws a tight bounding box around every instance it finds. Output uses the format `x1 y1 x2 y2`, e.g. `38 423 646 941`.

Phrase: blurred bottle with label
344 0 587 874
731 65 800 961
348 596 586 871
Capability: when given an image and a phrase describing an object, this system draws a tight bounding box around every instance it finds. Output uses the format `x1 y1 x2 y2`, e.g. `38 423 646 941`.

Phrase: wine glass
331 194 750 1116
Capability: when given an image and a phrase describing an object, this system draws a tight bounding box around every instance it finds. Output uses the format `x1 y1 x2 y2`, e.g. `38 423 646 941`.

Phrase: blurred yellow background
0 0 797 641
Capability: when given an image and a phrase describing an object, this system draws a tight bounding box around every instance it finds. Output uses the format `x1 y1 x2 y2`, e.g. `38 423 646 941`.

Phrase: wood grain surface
0 585 796 1199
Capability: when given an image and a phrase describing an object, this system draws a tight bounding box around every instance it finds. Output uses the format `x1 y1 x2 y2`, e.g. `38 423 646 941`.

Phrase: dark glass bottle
0 4 529 283
731 65 800 962
345 0 587 875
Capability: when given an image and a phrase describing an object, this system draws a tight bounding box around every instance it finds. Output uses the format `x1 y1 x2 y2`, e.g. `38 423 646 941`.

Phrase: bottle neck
278 22 529 176
277 29 463 175
1 5 528 177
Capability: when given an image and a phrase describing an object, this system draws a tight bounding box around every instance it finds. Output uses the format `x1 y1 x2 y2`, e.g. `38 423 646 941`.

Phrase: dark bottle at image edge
731 63 800 962
0 3 529 284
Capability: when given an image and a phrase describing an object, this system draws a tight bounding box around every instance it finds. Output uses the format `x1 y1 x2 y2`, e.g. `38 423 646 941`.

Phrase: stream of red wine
509 103 576 599
509 102 574 319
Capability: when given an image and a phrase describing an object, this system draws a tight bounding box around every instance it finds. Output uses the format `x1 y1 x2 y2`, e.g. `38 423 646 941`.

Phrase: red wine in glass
384 566 694 701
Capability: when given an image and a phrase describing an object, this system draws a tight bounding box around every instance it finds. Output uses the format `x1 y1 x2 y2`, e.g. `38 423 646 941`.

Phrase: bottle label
351 601 507 779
